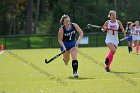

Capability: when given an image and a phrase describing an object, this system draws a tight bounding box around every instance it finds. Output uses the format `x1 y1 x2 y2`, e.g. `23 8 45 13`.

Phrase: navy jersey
62 23 76 42
127 27 132 36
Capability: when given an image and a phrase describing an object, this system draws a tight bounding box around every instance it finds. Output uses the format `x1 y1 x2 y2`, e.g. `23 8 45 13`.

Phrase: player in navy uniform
126 22 133 53
58 14 83 78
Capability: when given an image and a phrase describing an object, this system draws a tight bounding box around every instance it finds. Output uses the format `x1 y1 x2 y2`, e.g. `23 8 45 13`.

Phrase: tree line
0 0 140 35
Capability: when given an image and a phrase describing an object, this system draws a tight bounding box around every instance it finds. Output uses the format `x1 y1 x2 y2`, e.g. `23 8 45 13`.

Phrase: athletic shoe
63 59 68 65
105 67 111 72
73 72 78 78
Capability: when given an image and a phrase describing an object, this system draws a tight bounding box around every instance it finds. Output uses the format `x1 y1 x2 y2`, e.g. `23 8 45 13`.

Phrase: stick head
45 59 49 64
87 24 91 29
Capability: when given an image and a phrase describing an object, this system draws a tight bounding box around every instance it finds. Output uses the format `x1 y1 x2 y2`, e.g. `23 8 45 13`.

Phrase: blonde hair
60 14 70 25
135 21 139 24
127 21 132 27
108 10 116 18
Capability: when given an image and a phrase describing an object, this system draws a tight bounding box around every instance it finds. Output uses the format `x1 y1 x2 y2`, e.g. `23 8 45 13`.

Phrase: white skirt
133 35 140 41
105 36 119 47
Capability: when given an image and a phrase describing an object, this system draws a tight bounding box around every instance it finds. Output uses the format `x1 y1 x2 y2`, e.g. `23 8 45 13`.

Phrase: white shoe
73 72 78 78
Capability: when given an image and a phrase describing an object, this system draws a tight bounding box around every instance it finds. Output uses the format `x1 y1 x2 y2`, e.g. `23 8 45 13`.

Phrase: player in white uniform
102 10 126 72
132 21 140 55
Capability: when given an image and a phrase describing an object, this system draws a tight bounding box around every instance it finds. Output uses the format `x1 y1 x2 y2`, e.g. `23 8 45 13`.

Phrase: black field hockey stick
45 45 78 64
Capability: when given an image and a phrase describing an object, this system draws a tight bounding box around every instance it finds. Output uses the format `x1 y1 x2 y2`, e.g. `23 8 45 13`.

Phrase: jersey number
69 34 72 40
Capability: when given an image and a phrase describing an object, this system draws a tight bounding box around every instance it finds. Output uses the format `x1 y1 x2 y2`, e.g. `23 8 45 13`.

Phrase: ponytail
60 14 69 25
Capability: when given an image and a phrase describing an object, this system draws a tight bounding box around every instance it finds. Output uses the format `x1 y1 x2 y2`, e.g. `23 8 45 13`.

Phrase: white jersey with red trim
132 27 140 40
105 20 119 46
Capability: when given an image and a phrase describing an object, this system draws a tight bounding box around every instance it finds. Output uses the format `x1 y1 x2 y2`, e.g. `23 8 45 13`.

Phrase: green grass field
0 47 140 93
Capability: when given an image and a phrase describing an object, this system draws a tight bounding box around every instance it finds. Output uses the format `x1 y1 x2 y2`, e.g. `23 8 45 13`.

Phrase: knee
111 50 116 54
71 50 78 59
64 58 70 63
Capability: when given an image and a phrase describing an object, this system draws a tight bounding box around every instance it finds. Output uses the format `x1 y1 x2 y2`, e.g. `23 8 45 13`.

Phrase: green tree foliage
0 0 140 35
0 0 26 35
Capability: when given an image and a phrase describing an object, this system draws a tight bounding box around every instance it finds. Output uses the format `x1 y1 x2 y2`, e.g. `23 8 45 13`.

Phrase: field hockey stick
87 24 118 31
87 24 102 29
120 37 129 41
45 44 78 64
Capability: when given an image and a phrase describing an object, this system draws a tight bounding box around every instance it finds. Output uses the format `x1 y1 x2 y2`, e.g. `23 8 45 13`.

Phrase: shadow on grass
129 52 140 55
111 71 138 74
68 77 96 80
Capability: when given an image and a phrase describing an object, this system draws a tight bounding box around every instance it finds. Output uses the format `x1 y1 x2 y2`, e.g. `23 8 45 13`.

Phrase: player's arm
118 20 126 37
73 23 84 45
102 21 108 32
58 28 66 51
125 27 129 35
125 27 128 31
131 27 135 35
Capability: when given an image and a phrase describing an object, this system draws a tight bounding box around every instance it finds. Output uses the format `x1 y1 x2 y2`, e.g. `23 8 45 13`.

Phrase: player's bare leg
136 40 140 55
70 46 78 78
105 43 117 72
63 51 70 65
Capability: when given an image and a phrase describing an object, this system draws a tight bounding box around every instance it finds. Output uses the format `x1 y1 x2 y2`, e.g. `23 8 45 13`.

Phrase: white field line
0 77 139 85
